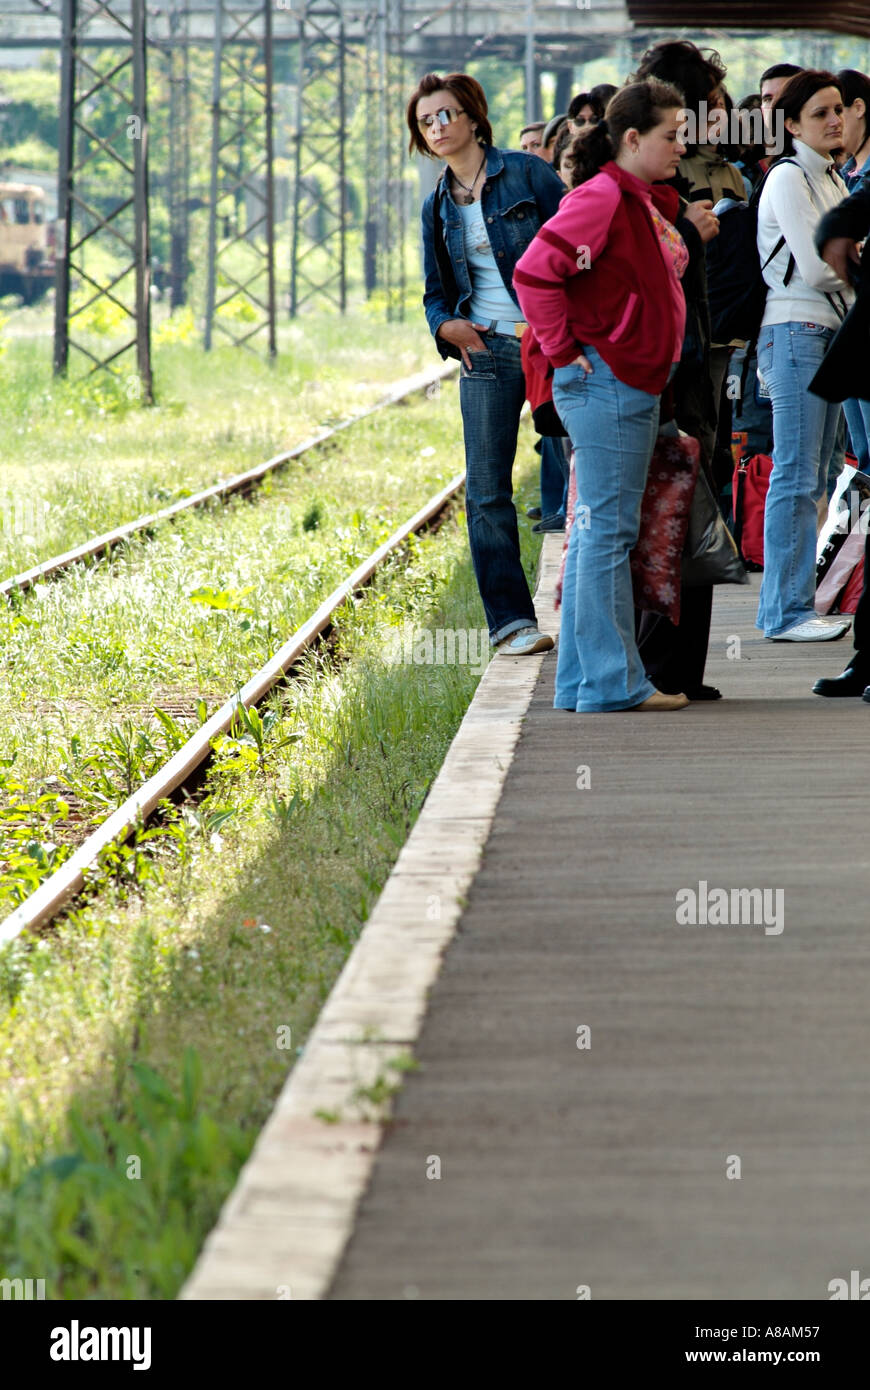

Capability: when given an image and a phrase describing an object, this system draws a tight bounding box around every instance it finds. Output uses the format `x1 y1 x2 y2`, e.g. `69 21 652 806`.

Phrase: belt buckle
514 321 527 338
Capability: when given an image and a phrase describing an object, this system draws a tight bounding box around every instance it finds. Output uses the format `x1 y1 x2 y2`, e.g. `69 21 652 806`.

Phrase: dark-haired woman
838 68 870 191
836 69 870 471
410 72 564 654
755 70 855 641
568 90 605 135
514 79 691 712
633 40 746 497
559 96 723 701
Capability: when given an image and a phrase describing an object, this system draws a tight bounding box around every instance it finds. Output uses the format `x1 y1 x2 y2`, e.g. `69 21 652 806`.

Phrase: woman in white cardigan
755 70 855 642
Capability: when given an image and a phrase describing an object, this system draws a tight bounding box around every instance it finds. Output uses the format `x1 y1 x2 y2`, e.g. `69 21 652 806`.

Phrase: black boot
812 654 870 698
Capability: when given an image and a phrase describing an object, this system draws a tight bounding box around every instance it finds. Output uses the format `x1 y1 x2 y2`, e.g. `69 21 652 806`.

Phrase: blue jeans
459 331 538 643
844 396 870 473
826 412 847 500
540 435 569 520
552 348 660 711
756 322 842 636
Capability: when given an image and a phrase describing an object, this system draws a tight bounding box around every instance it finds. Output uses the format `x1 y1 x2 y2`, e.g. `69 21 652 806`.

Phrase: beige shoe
629 690 690 711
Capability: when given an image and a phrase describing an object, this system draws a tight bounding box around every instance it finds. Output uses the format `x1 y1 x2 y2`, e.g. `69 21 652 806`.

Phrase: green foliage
0 758 73 909
0 1048 251 1299
0 136 56 172
215 286 259 326
0 65 59 151
0 307 538 1300
302 499 323 532
212 700 303 778
188 585 255 614
0 492 539 1295
70 287 131 340
153 307 197 347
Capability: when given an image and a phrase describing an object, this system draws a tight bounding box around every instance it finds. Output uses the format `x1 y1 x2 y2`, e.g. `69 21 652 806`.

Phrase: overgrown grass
0 383 515 911
0 468 544 1299
0 309 445 576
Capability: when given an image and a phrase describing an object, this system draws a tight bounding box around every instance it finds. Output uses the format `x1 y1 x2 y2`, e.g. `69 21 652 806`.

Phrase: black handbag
682 455 749 588
809 256 870 404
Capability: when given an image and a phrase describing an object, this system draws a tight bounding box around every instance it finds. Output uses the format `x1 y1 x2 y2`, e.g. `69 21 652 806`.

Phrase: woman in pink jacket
514 79 691 712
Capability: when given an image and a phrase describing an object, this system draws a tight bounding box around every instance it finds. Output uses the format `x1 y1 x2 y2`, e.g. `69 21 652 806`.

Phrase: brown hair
406 72 493 157
838 69 870 155
552 124 576 177
569 78 684 185
772 69 841 156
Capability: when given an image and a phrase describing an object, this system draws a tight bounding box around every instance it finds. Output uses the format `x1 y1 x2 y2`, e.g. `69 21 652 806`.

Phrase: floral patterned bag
555 432 699 624
629 432 700 624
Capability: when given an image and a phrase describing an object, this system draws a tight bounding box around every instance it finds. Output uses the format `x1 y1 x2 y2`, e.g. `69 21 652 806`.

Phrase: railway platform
183 534 870 1302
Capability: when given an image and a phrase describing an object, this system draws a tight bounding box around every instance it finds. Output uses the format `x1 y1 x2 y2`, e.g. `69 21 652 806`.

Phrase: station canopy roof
0 1 867 56
625 0 870 39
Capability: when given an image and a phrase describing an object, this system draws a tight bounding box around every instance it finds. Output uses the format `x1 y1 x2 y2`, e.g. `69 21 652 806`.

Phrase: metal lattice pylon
204 0 276 354
378 0 406 321
166 0 192 310
54 0 153 401
362 0 406 318
290 0 347 315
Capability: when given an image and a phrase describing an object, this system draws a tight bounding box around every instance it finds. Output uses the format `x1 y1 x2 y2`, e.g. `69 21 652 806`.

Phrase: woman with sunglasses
409 72 565 655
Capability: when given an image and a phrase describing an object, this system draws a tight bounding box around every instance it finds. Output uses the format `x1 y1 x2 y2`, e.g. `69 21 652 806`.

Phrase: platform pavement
183 535 870 1301
327 554 870 1301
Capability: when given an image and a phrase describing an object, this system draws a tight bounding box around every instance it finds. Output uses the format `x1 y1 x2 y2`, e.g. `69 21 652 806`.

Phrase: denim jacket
421 145 565 359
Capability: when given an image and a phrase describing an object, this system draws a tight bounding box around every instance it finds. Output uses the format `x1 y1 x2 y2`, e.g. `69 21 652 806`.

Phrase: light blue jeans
844 397 870 473
552 348 661 712
756 322 843 637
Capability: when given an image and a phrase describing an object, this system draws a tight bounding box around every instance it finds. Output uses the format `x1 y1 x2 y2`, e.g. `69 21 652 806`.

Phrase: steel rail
0 361 458 599
0 470 466 948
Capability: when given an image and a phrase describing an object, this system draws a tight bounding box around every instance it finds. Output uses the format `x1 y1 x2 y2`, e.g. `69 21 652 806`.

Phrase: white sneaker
496 626 555 655
768 617 851 642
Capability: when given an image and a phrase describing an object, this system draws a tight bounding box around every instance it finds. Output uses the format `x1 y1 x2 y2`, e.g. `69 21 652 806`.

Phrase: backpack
705 158 797 345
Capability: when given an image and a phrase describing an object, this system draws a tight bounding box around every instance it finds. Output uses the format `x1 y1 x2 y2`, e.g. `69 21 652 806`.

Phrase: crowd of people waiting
408 41 870 712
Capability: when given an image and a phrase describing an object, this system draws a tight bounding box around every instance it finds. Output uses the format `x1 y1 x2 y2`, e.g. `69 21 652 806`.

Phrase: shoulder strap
751 155 798 204
756 157 802 290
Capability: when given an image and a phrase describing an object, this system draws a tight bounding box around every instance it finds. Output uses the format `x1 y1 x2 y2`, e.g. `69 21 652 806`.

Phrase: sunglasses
417 106 466 132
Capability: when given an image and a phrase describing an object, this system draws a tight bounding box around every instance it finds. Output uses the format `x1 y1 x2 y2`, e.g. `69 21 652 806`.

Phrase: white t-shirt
458 200 522 325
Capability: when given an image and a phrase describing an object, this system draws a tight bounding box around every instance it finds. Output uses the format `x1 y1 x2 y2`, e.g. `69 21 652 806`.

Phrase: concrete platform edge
179 536 563 1300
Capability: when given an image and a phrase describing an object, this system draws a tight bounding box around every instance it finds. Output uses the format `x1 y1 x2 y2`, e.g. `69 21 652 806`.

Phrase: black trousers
636 583 714 694
851 528 870 664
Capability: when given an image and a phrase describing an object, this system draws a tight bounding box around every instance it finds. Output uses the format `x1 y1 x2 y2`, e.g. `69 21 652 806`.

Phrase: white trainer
496 626 555 655
768 617 851 642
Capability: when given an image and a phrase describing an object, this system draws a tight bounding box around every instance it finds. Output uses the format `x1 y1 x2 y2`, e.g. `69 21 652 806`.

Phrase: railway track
0 470 466 948
0 361 458 600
